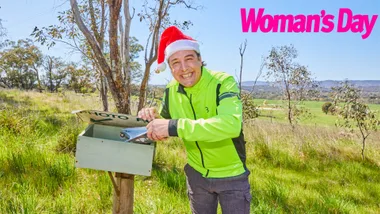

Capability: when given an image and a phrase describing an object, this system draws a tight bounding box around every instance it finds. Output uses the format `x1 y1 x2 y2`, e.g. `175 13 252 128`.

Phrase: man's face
168 50 202 88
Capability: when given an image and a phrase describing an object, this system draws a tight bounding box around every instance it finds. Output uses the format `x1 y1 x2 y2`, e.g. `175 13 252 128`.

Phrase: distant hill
317 80 380 88
241 81 269 86
242 80 380 89
151 80 380 92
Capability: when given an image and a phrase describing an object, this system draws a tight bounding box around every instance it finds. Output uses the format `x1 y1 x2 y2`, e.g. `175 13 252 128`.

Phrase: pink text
241 8 378 39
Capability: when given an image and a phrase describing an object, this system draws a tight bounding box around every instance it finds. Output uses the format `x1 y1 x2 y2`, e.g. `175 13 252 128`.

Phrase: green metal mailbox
73 110 155 176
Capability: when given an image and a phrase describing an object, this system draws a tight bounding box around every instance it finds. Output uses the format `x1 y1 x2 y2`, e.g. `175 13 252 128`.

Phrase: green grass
253 98 380 126
1 89 380 213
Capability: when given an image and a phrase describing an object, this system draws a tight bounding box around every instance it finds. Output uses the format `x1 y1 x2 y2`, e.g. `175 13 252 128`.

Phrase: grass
254 98 380 126
0 89 380 213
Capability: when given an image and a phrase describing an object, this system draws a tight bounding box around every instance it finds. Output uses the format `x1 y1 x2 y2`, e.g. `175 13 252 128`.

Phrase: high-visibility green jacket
159 67 247 178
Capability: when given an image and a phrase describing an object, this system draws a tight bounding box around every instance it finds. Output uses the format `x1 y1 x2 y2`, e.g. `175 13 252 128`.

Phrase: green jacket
159 67 247 178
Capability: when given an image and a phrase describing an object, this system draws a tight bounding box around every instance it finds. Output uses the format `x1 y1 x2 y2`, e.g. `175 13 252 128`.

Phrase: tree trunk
100 74 108 111
361 137 366 160
285 81 293 128
287 99 292 126
49 71 53 92
138 64 151 111
122 0 132 113
34 66 43 93
89 0 108 111
137 0 166 112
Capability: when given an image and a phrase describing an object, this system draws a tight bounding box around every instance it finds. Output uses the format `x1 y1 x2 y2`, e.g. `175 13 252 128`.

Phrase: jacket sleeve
169 76 242 142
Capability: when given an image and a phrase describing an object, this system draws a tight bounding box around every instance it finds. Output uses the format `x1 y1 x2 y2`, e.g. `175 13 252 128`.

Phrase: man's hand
138 107 160 122
147 119 169 141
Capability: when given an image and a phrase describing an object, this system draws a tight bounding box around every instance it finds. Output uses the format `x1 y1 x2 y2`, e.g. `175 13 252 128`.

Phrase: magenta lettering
240 8 378 39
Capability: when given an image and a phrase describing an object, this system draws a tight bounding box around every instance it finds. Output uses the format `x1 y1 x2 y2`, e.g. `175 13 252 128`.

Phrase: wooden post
112 173 135 214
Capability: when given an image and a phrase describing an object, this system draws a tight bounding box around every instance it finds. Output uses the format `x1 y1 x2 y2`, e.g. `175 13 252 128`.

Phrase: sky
1 0 379 85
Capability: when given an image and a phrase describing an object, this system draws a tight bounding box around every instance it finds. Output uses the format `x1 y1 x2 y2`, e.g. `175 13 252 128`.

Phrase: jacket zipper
188 94 209 177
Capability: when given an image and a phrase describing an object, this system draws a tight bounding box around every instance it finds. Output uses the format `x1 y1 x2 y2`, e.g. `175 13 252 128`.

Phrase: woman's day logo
241 8 378 39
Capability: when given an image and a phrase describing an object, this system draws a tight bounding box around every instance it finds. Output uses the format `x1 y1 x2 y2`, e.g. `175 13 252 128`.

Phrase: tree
265 44 319 128
136 0 201 111
42 56 69 92
322 102 332 114
0 39 43 90
331 80 380 160
235 39 263 121
67 63 94 93
70 0 135 114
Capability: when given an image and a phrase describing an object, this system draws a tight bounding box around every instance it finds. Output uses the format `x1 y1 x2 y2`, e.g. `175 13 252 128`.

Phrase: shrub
322 102 332 114
241 93 259 121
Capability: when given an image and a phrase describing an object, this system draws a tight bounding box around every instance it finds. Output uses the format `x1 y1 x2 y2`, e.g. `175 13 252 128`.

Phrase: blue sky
1 0 379 85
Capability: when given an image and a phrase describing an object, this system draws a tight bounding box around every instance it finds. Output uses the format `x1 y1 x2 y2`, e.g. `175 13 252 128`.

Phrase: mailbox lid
72 110 148 127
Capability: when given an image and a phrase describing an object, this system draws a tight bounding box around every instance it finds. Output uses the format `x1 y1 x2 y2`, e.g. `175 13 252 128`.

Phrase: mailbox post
73 110 155 214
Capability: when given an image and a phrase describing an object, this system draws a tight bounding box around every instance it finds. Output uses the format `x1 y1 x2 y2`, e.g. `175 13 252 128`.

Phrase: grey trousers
184 164 252 214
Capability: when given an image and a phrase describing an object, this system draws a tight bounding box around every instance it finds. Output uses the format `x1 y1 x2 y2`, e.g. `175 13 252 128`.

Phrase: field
0 89 379 213
254 98 380 126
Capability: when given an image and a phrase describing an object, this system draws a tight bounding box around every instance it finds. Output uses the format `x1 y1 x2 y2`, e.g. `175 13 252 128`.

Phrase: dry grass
244 120 380 164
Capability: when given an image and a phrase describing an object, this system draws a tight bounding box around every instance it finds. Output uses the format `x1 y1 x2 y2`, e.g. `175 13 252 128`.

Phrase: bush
241 93 259 120
322 102 332 114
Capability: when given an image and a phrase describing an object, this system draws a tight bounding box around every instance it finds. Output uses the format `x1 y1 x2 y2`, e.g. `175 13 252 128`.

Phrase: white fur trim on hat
156 62 167 73
165 39 200 60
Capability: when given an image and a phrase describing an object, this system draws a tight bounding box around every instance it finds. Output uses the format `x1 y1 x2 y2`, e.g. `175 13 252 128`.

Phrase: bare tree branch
70 0 110 74
247 57 265 98
238 39 247 95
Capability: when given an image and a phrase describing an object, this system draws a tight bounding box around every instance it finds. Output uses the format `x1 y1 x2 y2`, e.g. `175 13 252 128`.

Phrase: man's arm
169 76 242 142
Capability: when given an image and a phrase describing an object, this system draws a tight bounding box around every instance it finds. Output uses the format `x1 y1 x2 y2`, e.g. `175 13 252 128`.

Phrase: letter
293 15 306 33
362 14 378 39
351 15 364 33
98 112 109 117
337 8 352 32
273 14 293 32
306 14 321 32
260 14 273 33
118 115 129 120
321 14 335 33
241 8 264 32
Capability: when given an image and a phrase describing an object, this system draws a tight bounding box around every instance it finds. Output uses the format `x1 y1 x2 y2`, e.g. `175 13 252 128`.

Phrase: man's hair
195 51 207 66
167 50 207 67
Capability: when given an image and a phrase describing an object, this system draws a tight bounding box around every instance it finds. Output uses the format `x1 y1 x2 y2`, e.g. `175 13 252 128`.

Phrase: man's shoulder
165 79 179 89
206 68 235 83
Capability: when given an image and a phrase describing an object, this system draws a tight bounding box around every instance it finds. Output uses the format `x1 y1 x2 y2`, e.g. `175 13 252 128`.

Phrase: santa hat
155 26 200 73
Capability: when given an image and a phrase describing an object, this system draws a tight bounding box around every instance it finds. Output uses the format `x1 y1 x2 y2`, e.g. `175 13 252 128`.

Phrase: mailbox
73 110 155 176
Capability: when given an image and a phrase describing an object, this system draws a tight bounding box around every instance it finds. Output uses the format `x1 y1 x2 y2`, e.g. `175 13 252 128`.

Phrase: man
138 26 251 214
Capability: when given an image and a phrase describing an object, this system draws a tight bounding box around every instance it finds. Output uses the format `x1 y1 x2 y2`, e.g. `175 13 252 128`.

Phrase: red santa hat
155 26 200 73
